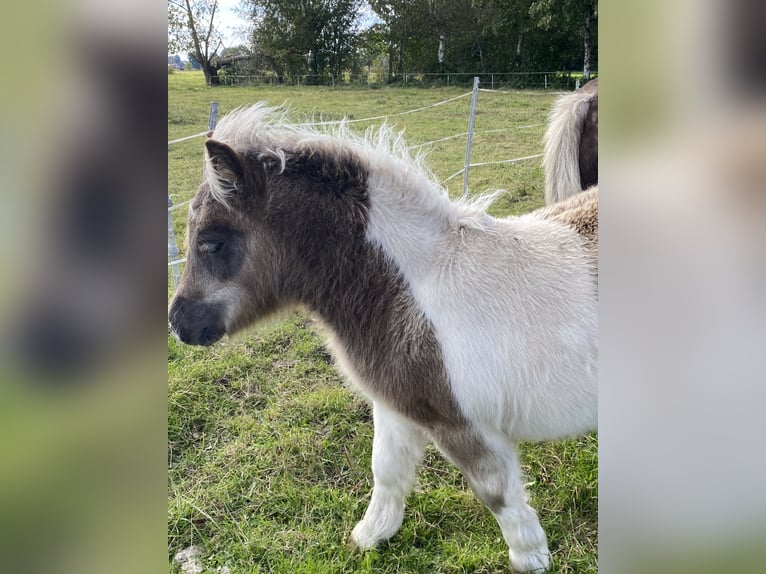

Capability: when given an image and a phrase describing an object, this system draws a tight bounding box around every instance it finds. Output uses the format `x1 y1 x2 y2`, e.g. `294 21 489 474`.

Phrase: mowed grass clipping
168 71 597 573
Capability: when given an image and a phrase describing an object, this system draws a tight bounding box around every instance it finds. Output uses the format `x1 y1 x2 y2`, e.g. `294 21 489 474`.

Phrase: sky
171 1 380 57
217 0 249 48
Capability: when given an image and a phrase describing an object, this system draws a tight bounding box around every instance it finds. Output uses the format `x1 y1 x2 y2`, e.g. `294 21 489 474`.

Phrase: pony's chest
321 320 462 428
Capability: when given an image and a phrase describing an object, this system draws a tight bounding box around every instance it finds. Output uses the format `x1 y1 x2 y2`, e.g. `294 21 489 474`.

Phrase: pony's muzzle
168 296 226 347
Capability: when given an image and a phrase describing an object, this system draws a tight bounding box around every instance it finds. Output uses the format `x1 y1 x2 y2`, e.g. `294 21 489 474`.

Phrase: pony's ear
205 139 246 195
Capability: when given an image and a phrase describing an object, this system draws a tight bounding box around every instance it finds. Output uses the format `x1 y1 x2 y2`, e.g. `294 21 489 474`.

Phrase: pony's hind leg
432 426 551 573
350 402 429 549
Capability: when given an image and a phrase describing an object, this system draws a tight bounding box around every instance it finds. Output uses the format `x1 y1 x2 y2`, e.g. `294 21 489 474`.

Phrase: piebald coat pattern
169 104 598 573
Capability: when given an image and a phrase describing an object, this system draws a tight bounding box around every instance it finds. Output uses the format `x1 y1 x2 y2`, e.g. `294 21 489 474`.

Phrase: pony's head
169 138 280 346
169 108 371 347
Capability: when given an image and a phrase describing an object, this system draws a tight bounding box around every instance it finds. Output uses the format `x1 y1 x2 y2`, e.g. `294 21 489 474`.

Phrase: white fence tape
168 131 208 146
443 153 544 182
168 198 192 212
410 124 545 150
300 92 472 126
478 87 565 96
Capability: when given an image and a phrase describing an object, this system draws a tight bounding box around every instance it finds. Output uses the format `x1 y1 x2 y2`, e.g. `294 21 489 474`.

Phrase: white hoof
349 497 405 550
509 547 551 573
349 520 388 550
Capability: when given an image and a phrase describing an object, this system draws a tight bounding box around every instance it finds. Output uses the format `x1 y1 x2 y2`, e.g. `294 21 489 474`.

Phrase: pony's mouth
171 323 225 347
197 326 225 346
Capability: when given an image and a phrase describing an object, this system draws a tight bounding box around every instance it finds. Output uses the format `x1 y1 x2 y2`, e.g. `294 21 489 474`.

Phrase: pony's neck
363 166 457 279
292 236 457 427
292 237 403 330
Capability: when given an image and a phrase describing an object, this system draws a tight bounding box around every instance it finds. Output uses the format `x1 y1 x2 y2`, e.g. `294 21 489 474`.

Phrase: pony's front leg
433 427 550 573
350 402 429 549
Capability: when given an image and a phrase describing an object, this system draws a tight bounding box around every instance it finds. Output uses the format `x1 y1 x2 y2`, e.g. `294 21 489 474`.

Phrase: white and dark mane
205 103 498 229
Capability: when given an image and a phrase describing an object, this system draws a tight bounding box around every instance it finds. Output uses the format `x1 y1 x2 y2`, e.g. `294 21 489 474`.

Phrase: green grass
168 71 596 573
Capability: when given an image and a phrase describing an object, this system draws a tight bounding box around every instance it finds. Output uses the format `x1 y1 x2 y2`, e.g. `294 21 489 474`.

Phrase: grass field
168 71 597 574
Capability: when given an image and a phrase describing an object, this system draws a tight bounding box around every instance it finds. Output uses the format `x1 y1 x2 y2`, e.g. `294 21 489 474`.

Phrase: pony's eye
198 240 225 254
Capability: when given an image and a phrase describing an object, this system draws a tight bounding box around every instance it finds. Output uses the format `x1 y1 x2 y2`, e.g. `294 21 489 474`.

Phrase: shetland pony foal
543 78 598 204
169 105 597 573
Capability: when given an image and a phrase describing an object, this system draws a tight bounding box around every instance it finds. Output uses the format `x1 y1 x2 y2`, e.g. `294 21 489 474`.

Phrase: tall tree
369 0 432 80
168 0 225 85
322 0 361 79
529 0 597 78
248 0 361 83
353 23 388 79
582 0 596 80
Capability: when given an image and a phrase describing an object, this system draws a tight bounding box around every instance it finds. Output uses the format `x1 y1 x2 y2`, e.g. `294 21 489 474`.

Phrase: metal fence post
208 101 219 132
168 196 181 290
462 77 480 199
168 101 220 292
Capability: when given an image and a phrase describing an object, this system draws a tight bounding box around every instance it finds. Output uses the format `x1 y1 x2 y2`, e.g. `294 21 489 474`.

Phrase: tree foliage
246 0 362 83
364 0 596 82
529 0 597 78
169 0 598 86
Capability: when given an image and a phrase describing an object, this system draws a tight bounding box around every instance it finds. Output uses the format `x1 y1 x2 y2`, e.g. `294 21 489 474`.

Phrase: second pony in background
543 78 598 204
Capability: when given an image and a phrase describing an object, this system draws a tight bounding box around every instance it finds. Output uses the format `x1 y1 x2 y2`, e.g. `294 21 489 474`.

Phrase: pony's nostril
199 326 224 346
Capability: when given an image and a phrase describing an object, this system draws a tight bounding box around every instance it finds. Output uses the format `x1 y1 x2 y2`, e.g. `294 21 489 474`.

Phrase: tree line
169 0 597 86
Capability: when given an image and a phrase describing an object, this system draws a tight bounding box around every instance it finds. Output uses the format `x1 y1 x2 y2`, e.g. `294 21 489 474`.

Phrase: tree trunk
203 62 220 86
583 11 593 81
309 50 320 85
387 42 394 82
438 33 445 67
476 37 485 72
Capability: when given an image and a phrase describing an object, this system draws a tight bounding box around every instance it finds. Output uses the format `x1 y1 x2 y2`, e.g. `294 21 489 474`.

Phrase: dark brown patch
281 148 368 193
315 258 461 426
261 149 463 428
430 425 506 512
578 85 598 190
